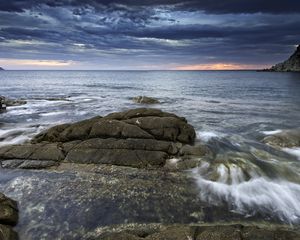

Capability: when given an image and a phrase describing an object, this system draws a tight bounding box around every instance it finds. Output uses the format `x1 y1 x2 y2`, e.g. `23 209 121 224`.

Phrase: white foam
283 148 300 160
197 131 219 142
40 111 67 117
0 135 30 147
0 128 31 138
261 129 282 135
192 163 300 223
168 158 180 164
0 126 42 147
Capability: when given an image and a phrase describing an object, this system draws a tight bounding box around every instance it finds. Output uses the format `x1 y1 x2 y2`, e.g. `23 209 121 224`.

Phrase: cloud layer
0 0 299 69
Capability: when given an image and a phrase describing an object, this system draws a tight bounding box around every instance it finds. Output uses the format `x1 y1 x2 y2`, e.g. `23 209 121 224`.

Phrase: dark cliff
267 45 300 72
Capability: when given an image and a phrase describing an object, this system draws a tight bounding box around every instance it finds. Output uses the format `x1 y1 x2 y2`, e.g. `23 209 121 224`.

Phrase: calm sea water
0 70 300 238
0 70 299 136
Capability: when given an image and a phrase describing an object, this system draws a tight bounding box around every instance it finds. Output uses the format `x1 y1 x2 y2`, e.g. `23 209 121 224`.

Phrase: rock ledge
0 108 198 169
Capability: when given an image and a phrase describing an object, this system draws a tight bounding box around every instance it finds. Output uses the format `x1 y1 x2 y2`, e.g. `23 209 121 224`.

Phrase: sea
0 70 300 238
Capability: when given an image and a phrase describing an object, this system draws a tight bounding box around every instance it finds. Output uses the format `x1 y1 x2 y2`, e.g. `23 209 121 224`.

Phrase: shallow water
0 70 300 237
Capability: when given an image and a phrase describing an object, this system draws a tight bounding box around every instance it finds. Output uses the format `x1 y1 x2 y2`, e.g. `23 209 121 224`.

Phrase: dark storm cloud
0 0 299 69
1 0 300 14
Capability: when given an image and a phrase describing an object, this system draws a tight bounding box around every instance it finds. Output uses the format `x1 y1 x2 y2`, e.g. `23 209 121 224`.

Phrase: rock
179 144 211 157
0 96 6 113
0 193 18 240
96 223 300 240
0 108 197 169
163 144 212 171
263 129 300 148
2 163 256 238
133 96 160 104
0 67 4 71
4 98 27 107
263 45 300 72
0 193 18 225
0 96 27 107
32 97 70 101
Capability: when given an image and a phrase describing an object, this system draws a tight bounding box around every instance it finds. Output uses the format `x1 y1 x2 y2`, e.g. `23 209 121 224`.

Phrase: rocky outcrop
0 67 4 71
4 98 27 107
265 45 300 72
0 108 200 169
0 193 18 240
32 97 70 101
0 96 6 113
0 96 27 108
133 96 160 104
96 223 300 240
263 129 300 148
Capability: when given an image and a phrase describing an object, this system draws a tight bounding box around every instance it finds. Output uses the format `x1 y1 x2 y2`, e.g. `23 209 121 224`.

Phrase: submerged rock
0 108 199 169
32 96 70 101
0 193 18 240
263 45 300 72
96 223 300 240
1 164 260 238
133 96 160 104
263 129 300 148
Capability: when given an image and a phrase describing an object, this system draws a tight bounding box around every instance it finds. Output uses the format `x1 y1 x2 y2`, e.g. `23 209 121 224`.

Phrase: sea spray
192 161 300 223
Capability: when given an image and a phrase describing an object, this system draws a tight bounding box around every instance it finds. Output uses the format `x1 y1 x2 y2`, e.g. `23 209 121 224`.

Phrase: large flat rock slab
0 165 259 239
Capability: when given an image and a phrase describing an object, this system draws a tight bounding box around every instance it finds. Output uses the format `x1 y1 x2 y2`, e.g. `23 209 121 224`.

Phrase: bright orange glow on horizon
0 58 75 68
174 63 266 70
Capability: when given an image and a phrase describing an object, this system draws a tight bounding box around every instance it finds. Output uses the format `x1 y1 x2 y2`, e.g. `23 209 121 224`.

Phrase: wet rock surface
0 96 6 113
97 223 300 240
263 129 300 148
132 96 160 104
0 96 27 114
0 165 269 239
0 96 27 107
0 108 197 169
0 193 18 240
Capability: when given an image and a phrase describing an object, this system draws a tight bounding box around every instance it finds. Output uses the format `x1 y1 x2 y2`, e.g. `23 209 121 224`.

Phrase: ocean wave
196 131 221 142
261 129 283 135
0 126 44 147
283 148 300 160
39 111 67 117
0 135 30 147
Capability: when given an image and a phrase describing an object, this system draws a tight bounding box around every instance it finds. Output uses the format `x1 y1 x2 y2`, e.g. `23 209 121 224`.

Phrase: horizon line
0 69 262 71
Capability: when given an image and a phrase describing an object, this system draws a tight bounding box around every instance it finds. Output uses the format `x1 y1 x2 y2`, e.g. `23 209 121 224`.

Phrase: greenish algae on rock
0 193 18 240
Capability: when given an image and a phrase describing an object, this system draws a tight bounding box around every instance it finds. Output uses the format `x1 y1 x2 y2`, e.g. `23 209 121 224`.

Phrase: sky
0 0 299 70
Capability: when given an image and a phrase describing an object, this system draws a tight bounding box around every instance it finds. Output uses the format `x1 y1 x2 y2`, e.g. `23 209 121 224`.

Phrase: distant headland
261 45 300 72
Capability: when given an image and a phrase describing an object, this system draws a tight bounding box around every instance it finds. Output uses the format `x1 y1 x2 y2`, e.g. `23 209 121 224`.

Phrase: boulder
0 108 198 169
0 193 18 240
132 96 160 104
